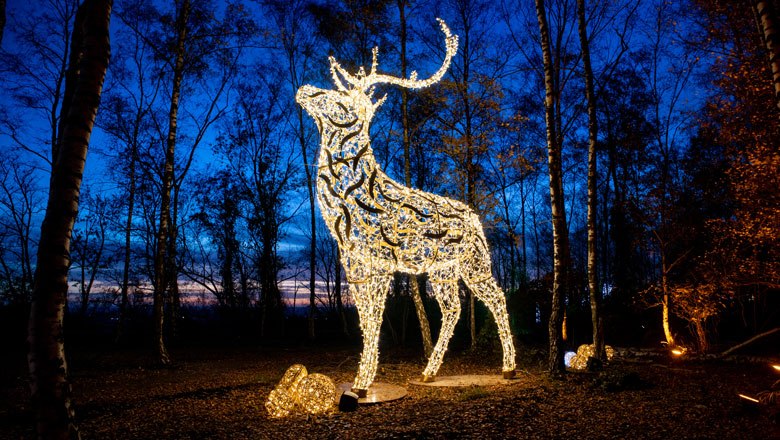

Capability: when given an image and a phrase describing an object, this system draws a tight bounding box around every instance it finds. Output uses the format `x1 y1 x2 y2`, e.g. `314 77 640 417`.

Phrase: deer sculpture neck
295 19 516 396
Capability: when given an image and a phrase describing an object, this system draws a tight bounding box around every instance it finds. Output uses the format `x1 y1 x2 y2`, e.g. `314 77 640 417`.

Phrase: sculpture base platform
338 382 407 404
408 374 520 387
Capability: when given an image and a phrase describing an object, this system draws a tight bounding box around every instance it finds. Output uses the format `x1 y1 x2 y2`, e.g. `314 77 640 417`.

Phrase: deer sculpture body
296 19 516 396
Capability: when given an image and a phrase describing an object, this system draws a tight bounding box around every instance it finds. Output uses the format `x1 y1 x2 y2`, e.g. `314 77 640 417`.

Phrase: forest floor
1 344 779 439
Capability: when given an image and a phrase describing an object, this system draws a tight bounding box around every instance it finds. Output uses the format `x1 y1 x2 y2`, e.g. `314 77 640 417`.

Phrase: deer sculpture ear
329 56 356 92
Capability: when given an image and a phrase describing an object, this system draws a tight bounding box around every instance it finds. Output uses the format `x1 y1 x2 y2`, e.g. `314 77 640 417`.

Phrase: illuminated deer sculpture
296 19 516 396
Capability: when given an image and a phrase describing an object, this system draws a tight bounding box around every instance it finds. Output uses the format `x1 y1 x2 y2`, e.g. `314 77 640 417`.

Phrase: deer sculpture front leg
421 278 461 381
350 274 392 396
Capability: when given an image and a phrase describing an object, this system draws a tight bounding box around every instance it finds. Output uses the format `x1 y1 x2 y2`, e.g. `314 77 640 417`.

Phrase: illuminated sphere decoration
567 344 616 371
265 387 297 419
278 364 308 390
295 19 517 395
295 373 338 415
265 365 337 418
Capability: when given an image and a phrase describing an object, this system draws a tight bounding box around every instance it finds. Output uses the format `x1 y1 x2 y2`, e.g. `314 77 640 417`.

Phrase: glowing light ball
295 18 517 396
295 373 338 415
265 365 336 417
265 364 308 418
278 364 308 389
567 344 616 371
265 387 297 418
564 351 576 368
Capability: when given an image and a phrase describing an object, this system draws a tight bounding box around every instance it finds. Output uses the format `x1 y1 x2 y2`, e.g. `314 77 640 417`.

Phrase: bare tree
70 190 111 316
151 0 191 366
101 0 163 342
534 0 570 374
0 0 80 168
262 0 321 338
0 158 42 305
576 0 603 360
27 0 111 437
215 73 298 337
187 170 246 309
124 0 249 363
638 0 701 348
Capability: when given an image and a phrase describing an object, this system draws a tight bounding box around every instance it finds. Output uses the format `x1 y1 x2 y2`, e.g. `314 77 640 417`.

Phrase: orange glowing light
738 394 759 403
772 364 780 372
671 348 684 356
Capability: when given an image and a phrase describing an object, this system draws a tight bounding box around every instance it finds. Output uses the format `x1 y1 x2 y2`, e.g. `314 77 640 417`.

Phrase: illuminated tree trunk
535 0 568 374
754 1 780 111
399 0 433 357
27 1 111 437
661 257 675 347
154 0 190 366
577 0 604 359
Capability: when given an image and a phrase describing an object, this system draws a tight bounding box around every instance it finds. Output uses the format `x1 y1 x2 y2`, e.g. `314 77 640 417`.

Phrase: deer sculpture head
295 19 516 398
296 18 458 135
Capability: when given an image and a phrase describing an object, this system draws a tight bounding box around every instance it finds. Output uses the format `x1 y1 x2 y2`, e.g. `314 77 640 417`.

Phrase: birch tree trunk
754 1 780 111
535 0 568 374
577 0 604 360
27 1 111 438
153 0 190 366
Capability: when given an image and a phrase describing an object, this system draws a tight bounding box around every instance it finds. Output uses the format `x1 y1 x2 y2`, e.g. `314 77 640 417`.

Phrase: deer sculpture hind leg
464 277 517 379
457 230 518 378
350 274 392 397
421 276 461 382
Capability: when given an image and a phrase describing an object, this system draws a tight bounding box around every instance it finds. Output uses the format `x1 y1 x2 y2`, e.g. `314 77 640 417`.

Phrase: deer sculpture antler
328 18 459 93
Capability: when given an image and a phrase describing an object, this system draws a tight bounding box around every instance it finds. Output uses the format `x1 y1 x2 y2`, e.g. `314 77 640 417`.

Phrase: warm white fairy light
295 373 338 414
265 365 337 417
295 19 517 395
739 393 760 403
265 364 309 418
567 344 616 371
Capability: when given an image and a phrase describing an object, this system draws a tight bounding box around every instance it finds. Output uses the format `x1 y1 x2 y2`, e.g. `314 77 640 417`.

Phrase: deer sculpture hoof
421 375 436 383
502 370 517 380
351 388 368 398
